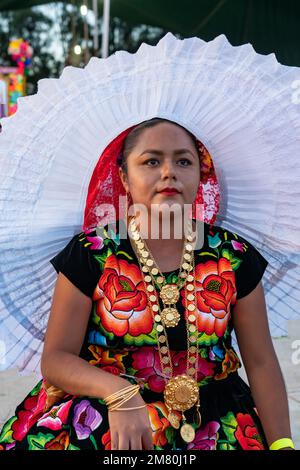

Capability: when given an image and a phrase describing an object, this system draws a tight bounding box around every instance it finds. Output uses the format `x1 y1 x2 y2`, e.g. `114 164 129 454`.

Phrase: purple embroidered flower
73 400 103 440
231 240 245 252
187 421 220 450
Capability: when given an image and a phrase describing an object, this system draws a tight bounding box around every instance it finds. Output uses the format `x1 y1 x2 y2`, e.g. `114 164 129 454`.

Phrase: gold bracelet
104 384 140 402
107 390 141 410
269 438 295 450
104 384 141 411
109 404 147 412
105 388 139 404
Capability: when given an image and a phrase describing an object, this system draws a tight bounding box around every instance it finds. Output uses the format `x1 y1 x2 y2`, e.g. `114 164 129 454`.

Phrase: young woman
0 118 295 450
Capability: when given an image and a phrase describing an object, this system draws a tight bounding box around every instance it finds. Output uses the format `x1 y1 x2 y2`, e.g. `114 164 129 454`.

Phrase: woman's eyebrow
139 149 195 157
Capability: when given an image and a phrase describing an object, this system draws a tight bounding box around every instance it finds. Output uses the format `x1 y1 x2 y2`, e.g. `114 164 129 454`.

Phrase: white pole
92 0 99 54
101 0 110 58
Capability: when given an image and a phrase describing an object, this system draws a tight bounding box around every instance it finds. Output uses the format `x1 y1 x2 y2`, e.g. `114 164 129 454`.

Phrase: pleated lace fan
0 32 299 375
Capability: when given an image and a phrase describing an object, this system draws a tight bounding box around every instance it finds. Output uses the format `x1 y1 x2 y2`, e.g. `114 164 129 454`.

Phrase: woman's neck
127 215 197 261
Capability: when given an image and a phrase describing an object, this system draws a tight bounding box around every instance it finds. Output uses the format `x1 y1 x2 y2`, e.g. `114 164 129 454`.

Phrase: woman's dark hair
117 117 201 174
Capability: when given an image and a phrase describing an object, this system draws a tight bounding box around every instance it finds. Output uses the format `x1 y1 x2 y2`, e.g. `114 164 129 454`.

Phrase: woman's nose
161 160 177 178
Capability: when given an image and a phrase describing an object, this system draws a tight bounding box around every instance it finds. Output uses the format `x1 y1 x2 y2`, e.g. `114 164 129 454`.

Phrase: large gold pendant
164 375 199 412
160 307 180 328
180 423 196 443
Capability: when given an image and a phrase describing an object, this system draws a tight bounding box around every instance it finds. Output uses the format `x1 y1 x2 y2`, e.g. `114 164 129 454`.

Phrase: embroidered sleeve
49 228 103 298
233 234 269 300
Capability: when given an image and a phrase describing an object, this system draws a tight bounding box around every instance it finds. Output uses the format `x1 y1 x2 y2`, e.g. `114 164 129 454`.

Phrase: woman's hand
108 393 154 450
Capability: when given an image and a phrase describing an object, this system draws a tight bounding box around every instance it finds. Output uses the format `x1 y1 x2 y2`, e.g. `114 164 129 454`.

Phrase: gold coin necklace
129 219 195 329
128 217 201 443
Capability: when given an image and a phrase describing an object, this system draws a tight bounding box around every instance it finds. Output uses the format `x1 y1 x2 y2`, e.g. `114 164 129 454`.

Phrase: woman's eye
145 159 158 166
178 159 192 166
144 159 191 166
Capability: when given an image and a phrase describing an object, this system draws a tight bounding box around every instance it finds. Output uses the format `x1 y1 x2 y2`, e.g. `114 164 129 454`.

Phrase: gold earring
125 192 131 224
191 200 194 219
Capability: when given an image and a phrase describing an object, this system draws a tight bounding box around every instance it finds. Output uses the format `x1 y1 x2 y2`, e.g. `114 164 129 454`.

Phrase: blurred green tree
0 3 172 95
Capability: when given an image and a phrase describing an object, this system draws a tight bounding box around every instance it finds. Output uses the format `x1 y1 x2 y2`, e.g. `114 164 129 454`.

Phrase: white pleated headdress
0 32 299 376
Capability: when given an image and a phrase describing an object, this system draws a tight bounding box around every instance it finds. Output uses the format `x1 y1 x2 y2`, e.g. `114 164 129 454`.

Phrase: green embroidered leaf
68 443 81 450
116 250 133 260
199 376 214 387
103 227 109 239
119 279 134 292
94 250 112 270
123 328 157 346
198 251 218 259
126 367 138 376
91 307 101 327
0 416 18 443
89 434 98 450
165 426 176 443
30 380 43 396
198 332 219 346
198 348 208 359
27 432 56 450
221 249 243 270
218 441 236 450
220 411 238 444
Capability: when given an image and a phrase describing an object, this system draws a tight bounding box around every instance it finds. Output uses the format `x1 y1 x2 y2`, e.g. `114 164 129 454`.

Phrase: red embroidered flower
45 430 70 450
147 402 171 448
235 413 265 450
11 387 47 442
101 429 112 450
183 258 236 337
93 255 154 337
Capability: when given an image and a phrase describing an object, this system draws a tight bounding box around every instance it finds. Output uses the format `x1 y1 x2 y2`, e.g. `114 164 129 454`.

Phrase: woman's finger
142 429 154 450
118 435 130 450
130 435 143 450
110 432 119 451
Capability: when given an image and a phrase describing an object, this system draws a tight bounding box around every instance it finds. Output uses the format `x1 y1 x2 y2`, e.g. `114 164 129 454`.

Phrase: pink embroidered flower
187 421 220 450
81 227 104 250
37 400 73 431
231 240 245 252
86 235 104 250
131 347 215 393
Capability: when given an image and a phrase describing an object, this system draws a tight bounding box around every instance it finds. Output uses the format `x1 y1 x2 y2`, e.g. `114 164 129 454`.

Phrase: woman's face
119 122 200 222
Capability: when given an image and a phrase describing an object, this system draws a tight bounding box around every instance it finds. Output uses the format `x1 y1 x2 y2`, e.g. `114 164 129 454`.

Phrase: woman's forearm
246 358 293 447
41 350 132 400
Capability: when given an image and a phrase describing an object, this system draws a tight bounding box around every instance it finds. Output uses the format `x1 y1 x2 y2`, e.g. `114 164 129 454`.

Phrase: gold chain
128 216 201 443
129 217 195 329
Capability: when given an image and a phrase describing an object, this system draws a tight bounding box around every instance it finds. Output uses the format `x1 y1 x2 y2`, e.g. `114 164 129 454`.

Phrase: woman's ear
118 166 129 193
